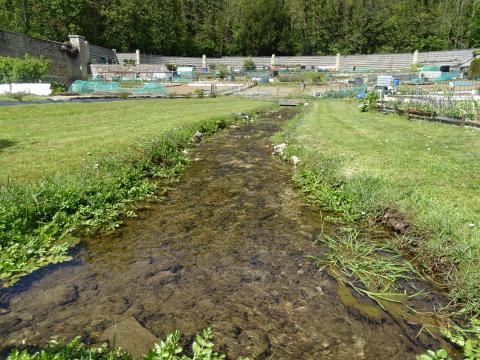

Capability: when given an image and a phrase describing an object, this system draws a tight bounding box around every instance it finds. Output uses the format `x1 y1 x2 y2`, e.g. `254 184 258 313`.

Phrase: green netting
422 66 440 71
132 83 168 95
68 80 124 94
434 71 461 82
68 80 169 96
352 67 372 73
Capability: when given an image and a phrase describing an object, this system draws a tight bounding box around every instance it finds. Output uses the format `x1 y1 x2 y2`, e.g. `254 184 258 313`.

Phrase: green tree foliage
468 58 480 80
0 0 479 56
0 55 51 83
243 57 256 71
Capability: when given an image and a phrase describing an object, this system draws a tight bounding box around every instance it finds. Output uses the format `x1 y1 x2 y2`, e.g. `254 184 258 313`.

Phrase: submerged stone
100 316 158 358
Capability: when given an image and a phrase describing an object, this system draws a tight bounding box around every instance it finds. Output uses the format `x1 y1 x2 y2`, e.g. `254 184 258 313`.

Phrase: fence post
136 49 141 65
412 50 419 65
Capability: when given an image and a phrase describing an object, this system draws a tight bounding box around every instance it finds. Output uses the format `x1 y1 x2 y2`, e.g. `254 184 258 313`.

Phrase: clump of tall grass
311 231 421 309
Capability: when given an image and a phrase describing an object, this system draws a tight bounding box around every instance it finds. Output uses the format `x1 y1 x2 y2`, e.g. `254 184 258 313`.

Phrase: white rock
272 143 287 155
191 131 203 142
291 155 301 166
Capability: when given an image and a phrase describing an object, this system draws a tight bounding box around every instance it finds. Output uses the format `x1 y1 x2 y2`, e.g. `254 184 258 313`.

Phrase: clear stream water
0 109 447 359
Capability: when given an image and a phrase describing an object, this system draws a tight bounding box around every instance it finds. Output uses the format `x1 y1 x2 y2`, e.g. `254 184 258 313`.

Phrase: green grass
0 94 47 102
280 99 480 314
0 97 274 284
0 97 269 183
311 231 419 309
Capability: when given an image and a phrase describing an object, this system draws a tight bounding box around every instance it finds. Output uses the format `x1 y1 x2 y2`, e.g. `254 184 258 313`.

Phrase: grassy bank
0 98 275 284
279 100 480 314
0 97 269 183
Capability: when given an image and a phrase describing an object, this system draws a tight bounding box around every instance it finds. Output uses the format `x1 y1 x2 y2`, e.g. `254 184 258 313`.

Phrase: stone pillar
336 53 341 71
136 49 141 65
112 49 117 63
412 50 419 65
68 35 89 81
271 54 276 68
202 54 207 70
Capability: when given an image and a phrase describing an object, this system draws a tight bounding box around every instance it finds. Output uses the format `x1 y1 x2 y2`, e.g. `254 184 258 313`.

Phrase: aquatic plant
7 328 238 360
418 318 480 359
310 231 420 309
144 328 226 360
418 349 450 360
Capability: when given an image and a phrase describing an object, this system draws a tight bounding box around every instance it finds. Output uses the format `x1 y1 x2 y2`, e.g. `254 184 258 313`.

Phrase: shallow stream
0 109 445 359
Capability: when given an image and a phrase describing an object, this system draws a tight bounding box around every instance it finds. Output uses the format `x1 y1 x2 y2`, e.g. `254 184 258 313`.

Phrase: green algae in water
336 281 385 322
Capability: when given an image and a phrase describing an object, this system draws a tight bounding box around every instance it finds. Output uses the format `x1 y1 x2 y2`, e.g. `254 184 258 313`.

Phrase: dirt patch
381 207 411 234
380 208 456 286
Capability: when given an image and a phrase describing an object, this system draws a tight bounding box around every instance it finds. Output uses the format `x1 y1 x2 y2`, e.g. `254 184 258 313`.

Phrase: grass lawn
0 94 47 102
0 97 271 183
288 99 480 312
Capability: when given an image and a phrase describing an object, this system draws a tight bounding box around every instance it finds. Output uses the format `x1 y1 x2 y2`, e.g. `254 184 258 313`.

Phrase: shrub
217 63 228 79
468 58 480 80
409 63 421 72
359 91 379 112
119 92 130 100
166 63 177 71
243 57 256 71
0 55 51 83
50 82 67 95
194 88 205 98
10 92 29 102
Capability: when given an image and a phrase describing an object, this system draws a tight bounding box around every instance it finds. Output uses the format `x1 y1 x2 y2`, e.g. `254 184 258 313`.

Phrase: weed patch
7 328 240 360
310 231 420 309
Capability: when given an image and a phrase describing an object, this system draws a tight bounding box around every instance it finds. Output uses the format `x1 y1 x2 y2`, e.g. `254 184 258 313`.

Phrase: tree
468 58 480 80
0 0 478 56
243 57 255 71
